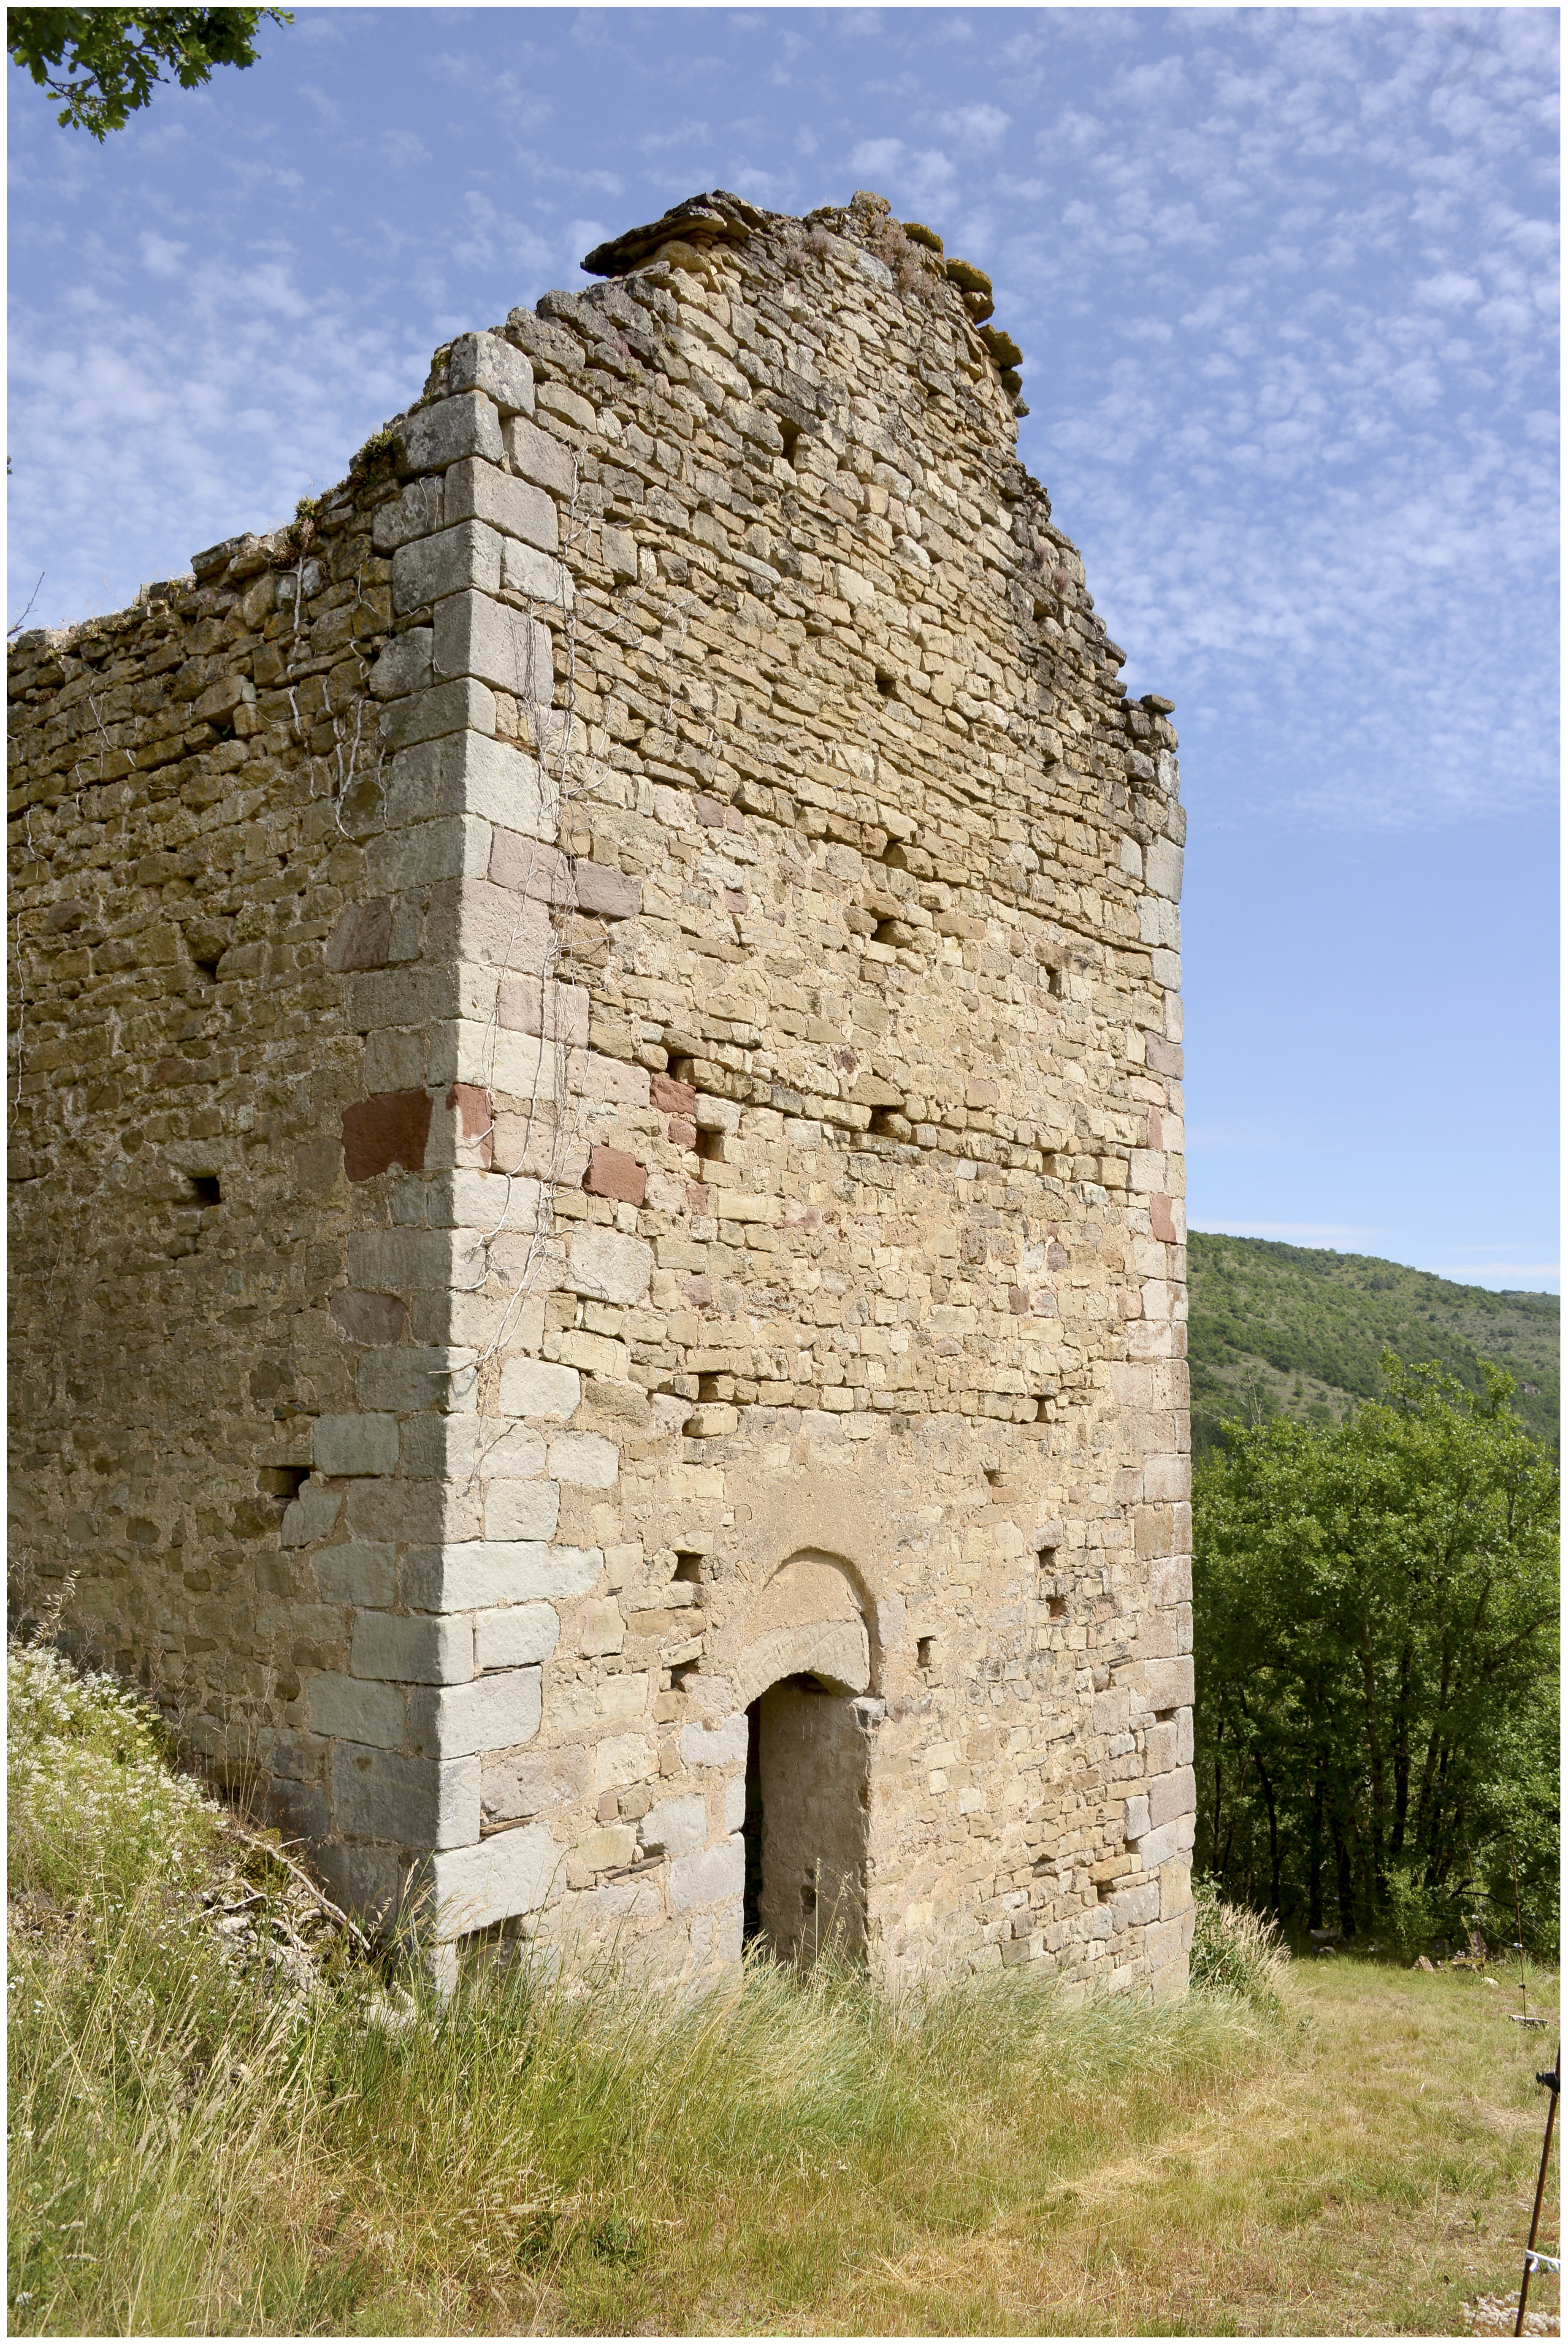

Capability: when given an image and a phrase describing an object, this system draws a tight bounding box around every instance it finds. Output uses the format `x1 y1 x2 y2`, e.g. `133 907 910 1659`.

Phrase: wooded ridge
1188 1233 1560 1453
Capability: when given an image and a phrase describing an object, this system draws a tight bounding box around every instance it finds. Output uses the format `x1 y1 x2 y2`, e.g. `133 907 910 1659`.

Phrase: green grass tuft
1188 1877 1291 2012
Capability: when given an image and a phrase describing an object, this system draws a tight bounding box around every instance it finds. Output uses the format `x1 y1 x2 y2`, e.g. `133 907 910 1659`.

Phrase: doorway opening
742 1674 870 1965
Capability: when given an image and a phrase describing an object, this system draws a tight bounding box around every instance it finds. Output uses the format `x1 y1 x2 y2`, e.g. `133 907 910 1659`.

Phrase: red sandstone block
666 1115 697 1151
343 1089 432 1183
446 1081 494 1169
650 1073 696 1115
489 828 566 898
574 862 642 919
325 897 393 972
496 974 590 1045
1150 1193 1179 1243
583 1145 646 1206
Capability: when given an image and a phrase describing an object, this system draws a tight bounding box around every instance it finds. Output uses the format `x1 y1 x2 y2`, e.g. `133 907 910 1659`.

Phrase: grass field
9 1640 1560 2337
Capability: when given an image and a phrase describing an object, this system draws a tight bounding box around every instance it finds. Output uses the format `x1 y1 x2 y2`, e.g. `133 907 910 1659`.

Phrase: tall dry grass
1188 1873 1291 2010
8 1641 1281 2335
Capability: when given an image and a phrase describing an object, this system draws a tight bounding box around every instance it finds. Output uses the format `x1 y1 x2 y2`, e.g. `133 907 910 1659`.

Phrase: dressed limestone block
433 590 552 700
398 390 504 475
401 1541 603 1612
448 331 535 417
392 521 503 613
428 1820 559 1937
384 732 552 838
474 1602 561 1668
445 456 558 553
408 1666 543 1761
331 1746 480 1848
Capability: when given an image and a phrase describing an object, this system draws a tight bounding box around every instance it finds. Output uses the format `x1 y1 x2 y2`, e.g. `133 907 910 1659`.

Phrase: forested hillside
1187 1234 1560 1453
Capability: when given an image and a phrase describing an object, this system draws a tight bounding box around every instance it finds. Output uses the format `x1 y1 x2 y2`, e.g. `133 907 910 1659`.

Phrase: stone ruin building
8 189 1194 1999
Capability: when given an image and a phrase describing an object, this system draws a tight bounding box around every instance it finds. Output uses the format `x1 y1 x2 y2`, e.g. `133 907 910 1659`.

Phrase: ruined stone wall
9 189 1194 1998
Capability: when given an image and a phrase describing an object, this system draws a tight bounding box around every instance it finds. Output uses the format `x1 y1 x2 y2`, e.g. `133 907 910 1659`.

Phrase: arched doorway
742 1673 872 1963
710 1549 878 1968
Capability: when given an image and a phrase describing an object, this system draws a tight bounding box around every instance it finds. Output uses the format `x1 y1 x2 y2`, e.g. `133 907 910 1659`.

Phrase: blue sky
8 6 1559 1291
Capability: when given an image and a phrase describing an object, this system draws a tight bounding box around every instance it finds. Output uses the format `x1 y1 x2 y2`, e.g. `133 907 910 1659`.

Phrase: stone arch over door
729 1549 873 1710
720 1551 876 1965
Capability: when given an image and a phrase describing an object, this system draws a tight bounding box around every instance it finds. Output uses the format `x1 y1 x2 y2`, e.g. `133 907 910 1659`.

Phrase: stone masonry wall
8 188 1194 1999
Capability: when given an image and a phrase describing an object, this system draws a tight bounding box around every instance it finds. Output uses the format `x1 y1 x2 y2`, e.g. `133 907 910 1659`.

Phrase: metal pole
1514 2047 1559 2337
1512 1844 1528 2023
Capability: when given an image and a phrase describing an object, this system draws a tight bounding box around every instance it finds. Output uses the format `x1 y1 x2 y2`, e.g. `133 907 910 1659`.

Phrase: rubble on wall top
581 189 768 278
577 184 1031 419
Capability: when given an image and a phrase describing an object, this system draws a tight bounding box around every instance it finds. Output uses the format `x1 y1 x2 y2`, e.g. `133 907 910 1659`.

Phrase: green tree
8 8 291 139
1194 1353 1559 1952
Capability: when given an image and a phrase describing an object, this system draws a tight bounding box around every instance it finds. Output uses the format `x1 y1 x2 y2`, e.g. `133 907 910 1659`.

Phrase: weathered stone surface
314 1413 400 1477
641 1792 707 1856
474 1600 561 1670
309 1672 405 1749
398 392 504 475
392 521 502 613
403 1542 601 1611
329 1290 408 1345
593 1730 653 1790
678 1714 748 1770
504 413 577 497
547 1431 618 1489
481 1743 587 1823
583 1144 646 1205
444 458 558 552
9 186 1188 1999
432 591 552 699
484 1478 561 1543
428 1819 558 1936
281 1481 344 1549
565 1228 653 1305
369 628 434 699
1148 1764 1197 1830
331 1746 479 1849
1144 1658 1197 1713
350 1610 472 1685
341 1090 432 1184
408 1665 542 1759
669 1834 745 1911
448 331 536 417
497 1360 581 1419
314 1542 397 1606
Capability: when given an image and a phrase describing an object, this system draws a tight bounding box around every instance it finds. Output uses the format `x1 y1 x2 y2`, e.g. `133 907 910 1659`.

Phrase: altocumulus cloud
978 8 1559 827
5 3 1555 843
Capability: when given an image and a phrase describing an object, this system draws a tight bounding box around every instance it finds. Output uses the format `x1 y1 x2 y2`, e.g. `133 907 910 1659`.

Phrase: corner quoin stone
8 183 1191 2005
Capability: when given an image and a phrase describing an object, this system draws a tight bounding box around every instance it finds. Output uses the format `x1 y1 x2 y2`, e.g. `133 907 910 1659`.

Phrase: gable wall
8 190 1194 1996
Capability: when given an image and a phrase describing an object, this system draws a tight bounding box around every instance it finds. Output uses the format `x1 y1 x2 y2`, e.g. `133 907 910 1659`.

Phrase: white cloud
940 102 1010 150
5 0 1557 851
850 136 903 175
639 118 712 155
296 83 342 126
139 232 188 278
1415 269 1482 306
